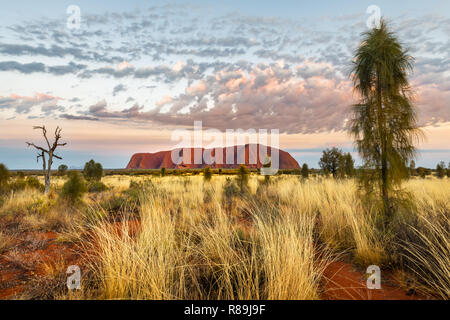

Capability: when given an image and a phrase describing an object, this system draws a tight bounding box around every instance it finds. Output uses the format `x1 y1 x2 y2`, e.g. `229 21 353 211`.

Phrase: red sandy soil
321 261 425 300
0 231 79 299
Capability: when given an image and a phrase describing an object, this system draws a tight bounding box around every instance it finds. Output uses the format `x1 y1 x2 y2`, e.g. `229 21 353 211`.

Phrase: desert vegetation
0 167 448 300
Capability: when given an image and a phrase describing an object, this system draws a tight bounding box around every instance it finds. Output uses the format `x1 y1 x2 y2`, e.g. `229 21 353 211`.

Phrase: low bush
6 176 44 193
203 166 212 182
61 172 87 203
87 180 108 193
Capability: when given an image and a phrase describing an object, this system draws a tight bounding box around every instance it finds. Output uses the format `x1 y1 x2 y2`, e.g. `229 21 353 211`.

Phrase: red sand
322 261 424 300
0 231 79 299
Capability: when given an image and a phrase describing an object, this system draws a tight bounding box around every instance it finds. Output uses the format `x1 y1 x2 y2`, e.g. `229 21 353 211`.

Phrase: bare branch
26 142 49 154
33 125 51 150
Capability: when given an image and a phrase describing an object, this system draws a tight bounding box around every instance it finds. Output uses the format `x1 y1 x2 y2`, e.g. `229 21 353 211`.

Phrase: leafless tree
26 126 67 193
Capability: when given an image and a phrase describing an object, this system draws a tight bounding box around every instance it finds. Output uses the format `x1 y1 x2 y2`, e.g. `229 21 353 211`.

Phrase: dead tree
26 126 67 193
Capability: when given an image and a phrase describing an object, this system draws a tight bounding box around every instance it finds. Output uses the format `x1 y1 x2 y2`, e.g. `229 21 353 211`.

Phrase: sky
0 0 449 169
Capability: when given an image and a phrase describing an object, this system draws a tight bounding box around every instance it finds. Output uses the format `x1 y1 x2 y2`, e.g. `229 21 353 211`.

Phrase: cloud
0 60 86 75
113 84 127 96
41 100 66 115
0 61 45 73
60 114 99 121
0 5 449 132
0 93 60 114
76 64 354 133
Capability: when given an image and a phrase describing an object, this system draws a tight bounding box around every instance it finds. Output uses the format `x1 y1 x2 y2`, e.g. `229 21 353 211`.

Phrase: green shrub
87 180 108 193
236 164 250 194
0 163 9 188
6 176 44 192
436 162 446 179
160 167 166 177
203 166 212 182
223 178 239 202
58 164 68 176
123 180 156 206
25 176 45 192
301 163 309 179
16 171 25 179
7 179 27 192
83 159 103 181
61 171 87 203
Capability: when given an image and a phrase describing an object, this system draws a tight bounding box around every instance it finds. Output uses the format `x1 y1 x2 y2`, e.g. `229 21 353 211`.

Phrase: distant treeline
6 166 443 177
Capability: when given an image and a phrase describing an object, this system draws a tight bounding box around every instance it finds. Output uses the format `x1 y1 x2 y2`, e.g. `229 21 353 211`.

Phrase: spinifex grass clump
396 213 449 299
85 178 331 300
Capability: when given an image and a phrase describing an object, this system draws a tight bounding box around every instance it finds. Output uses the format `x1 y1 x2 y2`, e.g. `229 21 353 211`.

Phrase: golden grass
1 174 449 299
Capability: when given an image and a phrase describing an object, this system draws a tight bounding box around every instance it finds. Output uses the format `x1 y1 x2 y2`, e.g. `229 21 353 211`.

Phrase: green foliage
4 176 44 193
83 159 103 181
223 178 240 202
436 161 446 179
160 167 166 177
58 164 68 176
0 163 9 188
236 164 250 194
122 180 156 207
409 160 416 177
342 153 355 177
203 166 212 182
301 163 309 179
96 180 155 214
61 171 87 203
87 180 108 193
350 19 423 222
319 147 343 178
6 179 26 192
417 167 431 178
24 176 45 192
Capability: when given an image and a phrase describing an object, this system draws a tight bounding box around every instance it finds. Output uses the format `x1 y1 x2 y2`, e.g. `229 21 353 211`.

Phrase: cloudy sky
0 0 449 169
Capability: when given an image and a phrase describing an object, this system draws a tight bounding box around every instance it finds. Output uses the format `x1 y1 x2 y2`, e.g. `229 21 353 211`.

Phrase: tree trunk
40 151 50 193
45 152 53 193
44 174 50 193
376 67 391 223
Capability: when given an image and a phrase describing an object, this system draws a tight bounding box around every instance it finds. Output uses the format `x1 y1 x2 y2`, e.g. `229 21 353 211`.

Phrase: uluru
126 144 300 169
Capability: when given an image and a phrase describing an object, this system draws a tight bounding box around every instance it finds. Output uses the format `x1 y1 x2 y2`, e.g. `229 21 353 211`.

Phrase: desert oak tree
350 20 423 221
